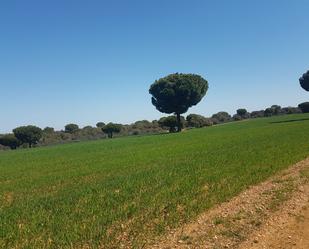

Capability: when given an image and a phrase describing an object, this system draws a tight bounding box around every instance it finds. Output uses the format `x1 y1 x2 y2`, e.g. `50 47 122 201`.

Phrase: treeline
159 104 304 132
0 103 307 151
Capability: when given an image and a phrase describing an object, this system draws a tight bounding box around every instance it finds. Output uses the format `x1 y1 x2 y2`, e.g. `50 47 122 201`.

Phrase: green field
1 114 309 248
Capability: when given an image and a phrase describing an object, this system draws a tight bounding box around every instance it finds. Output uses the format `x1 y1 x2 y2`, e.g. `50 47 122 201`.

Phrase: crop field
1 114 309 248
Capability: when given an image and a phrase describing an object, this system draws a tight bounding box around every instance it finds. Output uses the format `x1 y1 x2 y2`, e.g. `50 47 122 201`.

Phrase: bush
281 107 302 114
211 112 231 123
0 134 21 149
250 110 265 118
186 114 213 128
158 116 185 133
233 114 242 121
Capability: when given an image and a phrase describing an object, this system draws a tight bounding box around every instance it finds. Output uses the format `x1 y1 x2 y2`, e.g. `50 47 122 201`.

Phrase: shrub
0 134 21 149
158 116 185 133
211 112 231 123
186 114 213 128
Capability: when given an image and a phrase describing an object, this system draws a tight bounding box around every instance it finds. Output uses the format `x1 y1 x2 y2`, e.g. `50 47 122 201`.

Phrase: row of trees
0 121 164 150
0 103 305 150
157 104 304 133
148 71 309 131
1 70 308 150
0 126 43 149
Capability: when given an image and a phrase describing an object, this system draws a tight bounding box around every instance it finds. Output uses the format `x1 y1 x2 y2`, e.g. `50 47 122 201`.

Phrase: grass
1 114 309 248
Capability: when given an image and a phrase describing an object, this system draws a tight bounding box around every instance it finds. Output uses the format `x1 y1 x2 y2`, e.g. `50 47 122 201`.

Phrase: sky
0 0 308 133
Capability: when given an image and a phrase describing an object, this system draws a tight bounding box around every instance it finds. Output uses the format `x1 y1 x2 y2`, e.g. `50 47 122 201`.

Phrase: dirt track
149 158 309 249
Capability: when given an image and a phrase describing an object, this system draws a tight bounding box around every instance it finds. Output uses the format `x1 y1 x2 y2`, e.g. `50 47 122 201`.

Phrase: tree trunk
29 142 32 148
176 113 182 132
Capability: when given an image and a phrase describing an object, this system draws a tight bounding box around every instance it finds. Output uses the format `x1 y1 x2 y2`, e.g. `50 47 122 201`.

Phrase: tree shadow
270 118 309 124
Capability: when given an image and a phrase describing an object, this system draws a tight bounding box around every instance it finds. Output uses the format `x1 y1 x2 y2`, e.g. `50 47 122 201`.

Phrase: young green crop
1 114 309 248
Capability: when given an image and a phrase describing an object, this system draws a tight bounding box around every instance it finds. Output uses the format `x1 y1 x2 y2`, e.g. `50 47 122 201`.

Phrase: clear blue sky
1 0 308 133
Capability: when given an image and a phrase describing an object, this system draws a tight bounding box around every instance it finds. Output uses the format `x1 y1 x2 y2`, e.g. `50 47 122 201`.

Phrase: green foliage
0 134 20 149
281 107 301 114
236 108 248 117
1 114 309 248
96 122 105 128
43 127 54 133
13 125 42 148
64 124 79 134
233 114 242 121
158 115 185 133
299 70 309 91
264 108 273 117
102 123 122 138
149 73 208 132
298 102 309 113
211 112 231 124
250 110 265 118
271 105 282 115
186 114 213 128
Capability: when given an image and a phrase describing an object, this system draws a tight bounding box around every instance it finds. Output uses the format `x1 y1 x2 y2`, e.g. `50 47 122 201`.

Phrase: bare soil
149 158 309 249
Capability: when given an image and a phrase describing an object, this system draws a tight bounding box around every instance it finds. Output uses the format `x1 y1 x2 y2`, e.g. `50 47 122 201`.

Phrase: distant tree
65 124 79 134
298 102 309 113
0 134 21 149
43 127 54 133
102 123 122 138
211 112 231 124
264 105 282 117
236 109 248 117
271 105 281 115
186 114 213 128
13 125 42 148
149 73 208 132
299 70 309 91
264 108 273 117
96 122 105 128
158 116 185 133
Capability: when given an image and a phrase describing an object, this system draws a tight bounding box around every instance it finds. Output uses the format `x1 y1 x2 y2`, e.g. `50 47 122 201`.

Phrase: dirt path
149 158 309 249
